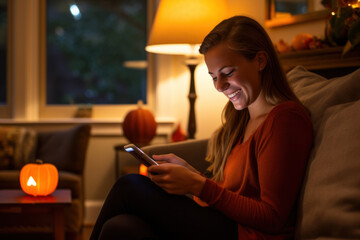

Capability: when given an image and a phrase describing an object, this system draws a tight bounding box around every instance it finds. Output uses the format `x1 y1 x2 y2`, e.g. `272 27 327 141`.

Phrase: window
0 0 11 119
275 0 308 16
45 0 147 106
0 0 7 106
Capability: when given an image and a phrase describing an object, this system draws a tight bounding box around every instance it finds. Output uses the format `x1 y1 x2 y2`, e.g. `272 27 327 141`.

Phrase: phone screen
124 144 159 167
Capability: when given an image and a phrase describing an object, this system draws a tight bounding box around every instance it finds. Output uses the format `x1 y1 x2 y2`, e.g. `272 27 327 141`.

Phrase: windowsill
0 116 175 124
0 117 176 138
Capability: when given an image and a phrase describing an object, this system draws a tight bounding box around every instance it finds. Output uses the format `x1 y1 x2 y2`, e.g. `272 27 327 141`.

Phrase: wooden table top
0 189 71 207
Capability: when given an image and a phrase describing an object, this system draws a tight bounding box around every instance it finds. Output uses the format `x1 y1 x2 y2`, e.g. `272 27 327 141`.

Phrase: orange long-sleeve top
195 101 313 239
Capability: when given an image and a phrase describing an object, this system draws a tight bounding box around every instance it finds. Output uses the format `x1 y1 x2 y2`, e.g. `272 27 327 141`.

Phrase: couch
0 124 91 239
136 66 360 239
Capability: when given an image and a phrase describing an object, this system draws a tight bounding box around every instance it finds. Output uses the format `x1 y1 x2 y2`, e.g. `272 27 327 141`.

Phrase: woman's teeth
228 90 241 98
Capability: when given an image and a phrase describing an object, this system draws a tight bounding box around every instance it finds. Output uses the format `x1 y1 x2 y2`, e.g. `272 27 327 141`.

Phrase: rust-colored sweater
196 101 313 239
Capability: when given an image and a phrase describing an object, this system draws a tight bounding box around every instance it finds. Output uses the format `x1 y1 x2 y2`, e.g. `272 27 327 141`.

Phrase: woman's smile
227 89 241 100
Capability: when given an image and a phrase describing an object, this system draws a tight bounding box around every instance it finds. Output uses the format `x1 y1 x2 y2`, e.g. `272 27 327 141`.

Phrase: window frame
39 0 155 119
0 0 12 118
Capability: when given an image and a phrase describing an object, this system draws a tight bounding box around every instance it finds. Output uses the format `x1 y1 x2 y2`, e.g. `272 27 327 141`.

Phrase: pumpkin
20 160 59 196
123 100 157 146
291 33 314 51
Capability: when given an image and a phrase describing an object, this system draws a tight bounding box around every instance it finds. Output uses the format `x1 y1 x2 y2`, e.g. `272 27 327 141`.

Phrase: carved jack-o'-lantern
20 160 58 196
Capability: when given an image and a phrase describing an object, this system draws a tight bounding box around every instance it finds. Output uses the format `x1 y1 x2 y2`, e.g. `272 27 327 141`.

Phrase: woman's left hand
148 163 205 196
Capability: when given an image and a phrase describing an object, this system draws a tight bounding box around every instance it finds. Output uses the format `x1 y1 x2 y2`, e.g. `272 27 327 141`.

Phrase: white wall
153 54 227 140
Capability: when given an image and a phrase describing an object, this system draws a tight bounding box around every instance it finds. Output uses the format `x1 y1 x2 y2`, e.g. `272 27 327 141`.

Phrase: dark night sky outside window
0 0 7 105
275 0 308 15
46 0 147 105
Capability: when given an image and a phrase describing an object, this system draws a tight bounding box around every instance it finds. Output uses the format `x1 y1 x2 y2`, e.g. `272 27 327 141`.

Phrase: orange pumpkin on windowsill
122 100 157 146
20 160 59 196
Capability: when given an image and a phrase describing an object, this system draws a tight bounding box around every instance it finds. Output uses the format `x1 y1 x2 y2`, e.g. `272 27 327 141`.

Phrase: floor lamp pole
186 61 198 139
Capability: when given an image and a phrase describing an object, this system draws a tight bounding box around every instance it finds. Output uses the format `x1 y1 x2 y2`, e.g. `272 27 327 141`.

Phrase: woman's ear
256 51 267 71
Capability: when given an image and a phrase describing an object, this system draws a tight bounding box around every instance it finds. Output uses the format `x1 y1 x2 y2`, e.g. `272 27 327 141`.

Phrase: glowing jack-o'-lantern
20 160 59 196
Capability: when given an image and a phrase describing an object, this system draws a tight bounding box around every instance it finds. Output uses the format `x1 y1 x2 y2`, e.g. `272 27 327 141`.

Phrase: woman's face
204 42 263 111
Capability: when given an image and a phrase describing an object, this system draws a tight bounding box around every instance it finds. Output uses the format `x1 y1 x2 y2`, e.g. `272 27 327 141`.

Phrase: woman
90 16 313 240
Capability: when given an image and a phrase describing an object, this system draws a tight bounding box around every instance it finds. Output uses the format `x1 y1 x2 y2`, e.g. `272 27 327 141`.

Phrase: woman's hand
148 163 205 196
152 154 200 174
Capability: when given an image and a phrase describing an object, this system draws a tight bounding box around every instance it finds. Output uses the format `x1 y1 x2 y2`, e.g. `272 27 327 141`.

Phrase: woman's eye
225 70 234 77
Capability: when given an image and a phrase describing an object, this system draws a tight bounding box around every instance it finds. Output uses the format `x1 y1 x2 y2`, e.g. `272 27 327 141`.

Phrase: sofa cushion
295 100 360 239
36 124 91 174
287 66 360 130
0 127 37 170
286 66 360 239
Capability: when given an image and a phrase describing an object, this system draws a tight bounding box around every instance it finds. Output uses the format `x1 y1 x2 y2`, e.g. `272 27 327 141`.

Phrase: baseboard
84 200 104 225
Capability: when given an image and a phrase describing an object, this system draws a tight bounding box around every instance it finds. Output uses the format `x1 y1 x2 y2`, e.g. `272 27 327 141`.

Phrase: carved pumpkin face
20 160 58 196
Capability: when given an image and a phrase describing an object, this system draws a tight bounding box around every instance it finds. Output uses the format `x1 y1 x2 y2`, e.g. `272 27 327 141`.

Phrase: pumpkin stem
137 100 144 109
36 159 43 164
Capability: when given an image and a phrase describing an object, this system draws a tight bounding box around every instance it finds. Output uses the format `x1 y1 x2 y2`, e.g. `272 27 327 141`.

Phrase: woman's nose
214 77 229 92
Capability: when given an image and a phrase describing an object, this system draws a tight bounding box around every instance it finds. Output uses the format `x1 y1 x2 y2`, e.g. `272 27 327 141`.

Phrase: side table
0 189 71 240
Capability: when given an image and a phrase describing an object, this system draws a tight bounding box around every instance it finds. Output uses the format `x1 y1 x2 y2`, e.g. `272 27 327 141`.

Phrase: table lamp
146 0 229 139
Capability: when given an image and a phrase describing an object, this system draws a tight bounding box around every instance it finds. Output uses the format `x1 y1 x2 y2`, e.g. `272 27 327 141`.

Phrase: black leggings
90 174 238 240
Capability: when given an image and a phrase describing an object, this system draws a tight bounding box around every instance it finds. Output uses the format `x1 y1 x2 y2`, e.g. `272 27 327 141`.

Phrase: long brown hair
200 16 300 182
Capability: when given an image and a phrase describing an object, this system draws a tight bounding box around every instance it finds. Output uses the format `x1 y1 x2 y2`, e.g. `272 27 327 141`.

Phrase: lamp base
185 57 201 139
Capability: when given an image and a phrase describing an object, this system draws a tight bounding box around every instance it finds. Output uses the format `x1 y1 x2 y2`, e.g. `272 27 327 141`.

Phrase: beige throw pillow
287 66 360 131
286 66 360 239
295 100 360 239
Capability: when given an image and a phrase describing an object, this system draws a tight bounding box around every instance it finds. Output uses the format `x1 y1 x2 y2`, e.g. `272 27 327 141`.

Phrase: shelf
279 46 360 77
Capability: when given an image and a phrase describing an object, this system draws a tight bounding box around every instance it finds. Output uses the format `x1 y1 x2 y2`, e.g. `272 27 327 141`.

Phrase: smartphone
123 144 159 167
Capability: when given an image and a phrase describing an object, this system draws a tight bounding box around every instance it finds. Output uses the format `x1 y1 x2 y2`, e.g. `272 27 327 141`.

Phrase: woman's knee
111 174 148 194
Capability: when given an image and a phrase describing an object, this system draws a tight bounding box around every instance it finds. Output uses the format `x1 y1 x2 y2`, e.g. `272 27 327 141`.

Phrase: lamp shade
146 0 229 55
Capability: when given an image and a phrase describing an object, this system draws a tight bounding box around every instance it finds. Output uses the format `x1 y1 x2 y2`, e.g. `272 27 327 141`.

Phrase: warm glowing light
146 0 229 55
70 4 81 20
27 176 37 187
20 161 59 196
139 164 148 176
331 11 336 15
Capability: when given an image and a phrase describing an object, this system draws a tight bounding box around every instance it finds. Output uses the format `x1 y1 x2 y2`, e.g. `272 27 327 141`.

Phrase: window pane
275 0 308 16
0 0 7 105
46 0 147 105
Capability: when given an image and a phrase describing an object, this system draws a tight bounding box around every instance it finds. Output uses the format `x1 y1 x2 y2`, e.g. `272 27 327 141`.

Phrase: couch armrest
142 139 210 173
